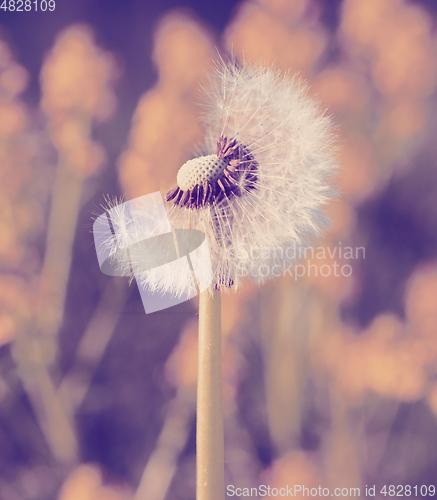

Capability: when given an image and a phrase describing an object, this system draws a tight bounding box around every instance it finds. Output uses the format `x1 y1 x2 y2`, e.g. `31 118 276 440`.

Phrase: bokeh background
1 0 437 498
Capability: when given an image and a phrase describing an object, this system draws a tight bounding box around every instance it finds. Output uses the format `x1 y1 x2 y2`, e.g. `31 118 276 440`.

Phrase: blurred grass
1 0 437 498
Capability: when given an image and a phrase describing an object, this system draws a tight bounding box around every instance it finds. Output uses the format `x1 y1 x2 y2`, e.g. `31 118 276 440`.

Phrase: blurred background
1 0 437 498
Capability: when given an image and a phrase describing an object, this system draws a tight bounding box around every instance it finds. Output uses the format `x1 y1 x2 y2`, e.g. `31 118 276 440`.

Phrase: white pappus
103 60 338 296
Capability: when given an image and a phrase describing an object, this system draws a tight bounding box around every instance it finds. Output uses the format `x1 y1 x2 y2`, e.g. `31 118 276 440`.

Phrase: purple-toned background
1 1 437 499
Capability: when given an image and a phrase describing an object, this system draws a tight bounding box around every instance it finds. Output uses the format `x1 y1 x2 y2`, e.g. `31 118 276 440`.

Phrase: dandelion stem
197 288 224 500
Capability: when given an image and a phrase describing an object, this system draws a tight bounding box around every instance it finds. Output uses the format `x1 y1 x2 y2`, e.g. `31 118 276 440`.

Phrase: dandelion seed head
102 60 338 295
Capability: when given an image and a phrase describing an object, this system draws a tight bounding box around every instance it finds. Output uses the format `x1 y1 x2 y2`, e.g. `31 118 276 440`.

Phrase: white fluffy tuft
103 61 338 295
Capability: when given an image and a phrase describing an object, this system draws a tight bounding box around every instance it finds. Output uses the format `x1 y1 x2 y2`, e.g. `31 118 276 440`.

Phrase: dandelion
96 60 337 500
168 60 337 500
